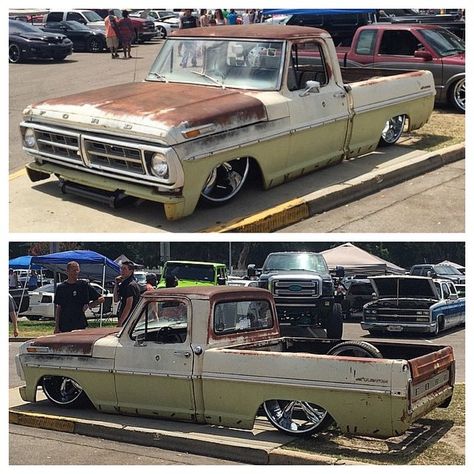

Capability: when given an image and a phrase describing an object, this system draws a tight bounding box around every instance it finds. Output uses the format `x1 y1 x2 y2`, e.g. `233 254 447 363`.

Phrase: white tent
114 254 144 269
321 243 405 276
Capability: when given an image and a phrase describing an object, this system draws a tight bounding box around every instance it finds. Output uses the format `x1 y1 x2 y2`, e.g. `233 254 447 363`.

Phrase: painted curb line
209 143 464 233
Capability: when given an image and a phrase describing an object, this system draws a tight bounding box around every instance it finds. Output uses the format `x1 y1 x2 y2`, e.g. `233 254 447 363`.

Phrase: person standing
214 9 226 25
199 9 210 27
9 294 19 338
118 9 135 59
54 261 104 333
9 269 18 289
179 9 198 68
227 9 238 25
145 273 157 291
28 270 38 291
114 261 141 326
104 9 120 58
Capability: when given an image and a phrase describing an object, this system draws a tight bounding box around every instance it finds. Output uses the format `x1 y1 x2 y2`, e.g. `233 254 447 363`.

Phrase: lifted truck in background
248 251 343 338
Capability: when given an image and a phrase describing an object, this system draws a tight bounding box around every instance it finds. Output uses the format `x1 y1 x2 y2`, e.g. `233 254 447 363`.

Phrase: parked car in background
91 9 156 43
409 263 466 284
22 282 114 321
9 288 30 314
43 10 105 31
130 10 179 38
338 24 465 112
9 19 73 63
227 277 259 287
342 277 374 317
362 275 465 335
41 21 106 52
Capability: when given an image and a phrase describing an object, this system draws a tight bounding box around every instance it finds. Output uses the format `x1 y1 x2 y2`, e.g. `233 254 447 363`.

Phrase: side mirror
449 293 458 300
217 276 226 286
414 50 433 61
134 332 147 347
371 292 377 300
300 80 320 97
335 266 345 278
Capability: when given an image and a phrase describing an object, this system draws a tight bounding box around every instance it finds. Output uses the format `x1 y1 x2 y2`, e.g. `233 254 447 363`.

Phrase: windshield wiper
148 72 168 82
190 70 225 88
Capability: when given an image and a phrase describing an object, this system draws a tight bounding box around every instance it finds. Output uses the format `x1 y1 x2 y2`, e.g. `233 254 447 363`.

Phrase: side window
130 300 188 344
441 283 450 299
411 267 422 276
214 300 273 334
379 30 420 56
287 42 328 91
355 30 377 55
47 12 64 22
67 12 85 22
447 282 457 296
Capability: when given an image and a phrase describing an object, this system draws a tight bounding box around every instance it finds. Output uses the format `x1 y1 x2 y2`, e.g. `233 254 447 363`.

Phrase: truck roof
357 23 445 32
165 260 226 267
171 25 330 40
143 285 272 300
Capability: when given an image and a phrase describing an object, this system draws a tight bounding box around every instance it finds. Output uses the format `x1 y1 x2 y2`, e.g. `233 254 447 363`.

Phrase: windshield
164 262 216 282
433 265 463 275
83 11 103 22
134 273 147 283
9 20 43 34
147 38 284 91
374 278 437 298
263 254 329 273
418 29 465 56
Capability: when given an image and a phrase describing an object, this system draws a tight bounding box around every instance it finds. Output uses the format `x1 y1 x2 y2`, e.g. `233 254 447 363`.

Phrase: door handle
174 351 191 358
333 92 346 98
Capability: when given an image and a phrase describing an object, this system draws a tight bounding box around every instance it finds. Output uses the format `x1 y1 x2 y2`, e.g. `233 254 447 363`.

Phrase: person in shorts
105 10 120 58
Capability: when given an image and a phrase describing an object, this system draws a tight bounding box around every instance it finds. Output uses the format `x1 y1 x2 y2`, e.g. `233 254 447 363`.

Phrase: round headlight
24 128 37 148
151 154 169 178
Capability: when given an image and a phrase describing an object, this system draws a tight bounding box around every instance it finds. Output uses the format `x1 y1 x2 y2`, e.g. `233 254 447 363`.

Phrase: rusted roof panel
171 25 329 40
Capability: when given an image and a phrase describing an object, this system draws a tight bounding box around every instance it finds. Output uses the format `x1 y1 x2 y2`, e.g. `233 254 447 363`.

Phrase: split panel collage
7 1 467 468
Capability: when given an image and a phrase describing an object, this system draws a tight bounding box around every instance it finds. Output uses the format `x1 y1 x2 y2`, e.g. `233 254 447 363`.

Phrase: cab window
287 42 328 91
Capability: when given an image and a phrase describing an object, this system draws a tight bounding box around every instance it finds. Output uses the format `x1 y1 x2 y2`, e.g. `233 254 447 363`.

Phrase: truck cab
157 260 228 288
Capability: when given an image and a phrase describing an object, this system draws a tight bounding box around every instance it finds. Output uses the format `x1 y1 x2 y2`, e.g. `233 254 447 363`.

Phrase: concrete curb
211 143 465 233
9 408 360 465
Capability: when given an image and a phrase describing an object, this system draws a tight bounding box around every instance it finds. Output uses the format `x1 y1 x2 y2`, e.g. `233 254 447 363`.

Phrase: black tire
378 115 406 147
9 43 22 63
263 399 333 437
156 26 167 39
42 376 90 407
325 303 343 339
433 315 445 336
200 157 250 205
449 78 465 113
327 340 383 358
87 36 104 53
26 315 41 321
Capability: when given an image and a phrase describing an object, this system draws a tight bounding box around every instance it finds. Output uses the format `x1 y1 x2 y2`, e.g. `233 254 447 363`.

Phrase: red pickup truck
337 24 465 112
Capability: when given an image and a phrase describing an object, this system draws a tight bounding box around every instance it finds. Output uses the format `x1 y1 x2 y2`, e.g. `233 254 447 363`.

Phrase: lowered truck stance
21 25 435 220
17 287 454 438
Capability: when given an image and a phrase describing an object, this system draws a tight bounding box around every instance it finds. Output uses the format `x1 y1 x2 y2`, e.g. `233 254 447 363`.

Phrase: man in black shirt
179 9 198 67
54 261 104 333
114 261 141 326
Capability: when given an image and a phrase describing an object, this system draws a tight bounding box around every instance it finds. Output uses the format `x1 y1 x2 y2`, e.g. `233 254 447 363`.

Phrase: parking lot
9 36 464 233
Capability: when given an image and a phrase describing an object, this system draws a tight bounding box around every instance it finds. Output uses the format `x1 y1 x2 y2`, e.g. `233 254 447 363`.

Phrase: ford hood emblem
288 284 302 292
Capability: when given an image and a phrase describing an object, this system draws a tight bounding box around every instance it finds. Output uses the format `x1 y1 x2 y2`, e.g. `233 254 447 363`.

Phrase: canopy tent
9 255 43 270
32 250 120 282
321 243 405 276
262 9 375 15
114 254 144 269
31 250 120 326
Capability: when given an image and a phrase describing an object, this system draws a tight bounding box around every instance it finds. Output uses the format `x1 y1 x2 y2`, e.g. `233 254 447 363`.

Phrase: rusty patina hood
25 82 268 143
28 327 119 356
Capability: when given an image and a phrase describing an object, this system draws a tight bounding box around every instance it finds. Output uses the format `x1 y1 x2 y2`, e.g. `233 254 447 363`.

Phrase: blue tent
31 250 120 282
262 9 375 15
9 255 42 270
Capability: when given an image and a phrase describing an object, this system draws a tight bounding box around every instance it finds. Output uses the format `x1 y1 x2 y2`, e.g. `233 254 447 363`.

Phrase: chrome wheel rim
201 158 250 203
381 115 406 144
453 79 465 112
263 400 329 435
43 376 84 405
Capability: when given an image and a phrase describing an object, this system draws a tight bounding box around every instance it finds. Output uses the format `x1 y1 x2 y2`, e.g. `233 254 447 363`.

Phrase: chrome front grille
36 129 81 162
273 280 319 297
83 138 145 174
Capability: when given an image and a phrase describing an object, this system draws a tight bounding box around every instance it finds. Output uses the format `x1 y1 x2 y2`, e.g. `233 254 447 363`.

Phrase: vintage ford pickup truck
21 25 436 220
17 287 455 438
361 275 465 335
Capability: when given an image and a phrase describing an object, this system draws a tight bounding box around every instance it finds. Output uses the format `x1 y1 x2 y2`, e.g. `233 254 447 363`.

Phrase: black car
41 21 106 52
9 19 73 63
